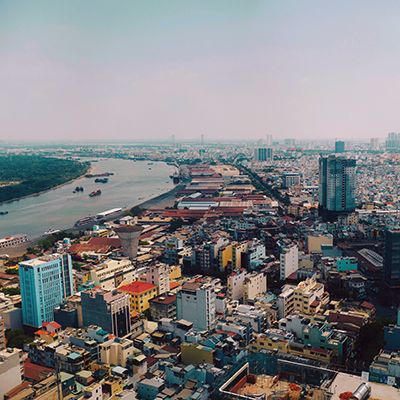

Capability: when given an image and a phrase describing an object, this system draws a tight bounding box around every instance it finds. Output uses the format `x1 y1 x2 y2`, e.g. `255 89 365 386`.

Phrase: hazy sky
1 1 400 142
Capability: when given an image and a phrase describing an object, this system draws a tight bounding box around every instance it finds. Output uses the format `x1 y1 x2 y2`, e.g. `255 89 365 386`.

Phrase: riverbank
0 160 91 206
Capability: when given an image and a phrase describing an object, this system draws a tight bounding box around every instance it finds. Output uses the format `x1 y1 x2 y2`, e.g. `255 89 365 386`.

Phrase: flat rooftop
329 373 400 400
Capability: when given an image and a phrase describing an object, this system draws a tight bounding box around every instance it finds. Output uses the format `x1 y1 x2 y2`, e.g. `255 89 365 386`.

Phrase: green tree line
0 155 89 203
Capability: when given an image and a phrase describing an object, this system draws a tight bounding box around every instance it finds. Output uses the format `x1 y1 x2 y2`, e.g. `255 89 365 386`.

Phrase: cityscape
0 2 400 400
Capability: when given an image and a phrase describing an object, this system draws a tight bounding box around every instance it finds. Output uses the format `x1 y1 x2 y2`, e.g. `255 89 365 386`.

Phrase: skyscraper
19 253 74 328
319 155 356 216
386 132 400 153
384 230 400 288
335 140 345 153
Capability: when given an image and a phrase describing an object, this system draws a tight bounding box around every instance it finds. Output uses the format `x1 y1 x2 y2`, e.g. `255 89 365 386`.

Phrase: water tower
114 225 143 260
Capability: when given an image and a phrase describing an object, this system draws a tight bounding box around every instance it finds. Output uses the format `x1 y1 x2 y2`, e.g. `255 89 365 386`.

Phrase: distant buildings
383 229 400 288
81 289 131 337
19 254 74 328
319 155 356 216
385 132 400 153
176 281 216 331
335 140 345 153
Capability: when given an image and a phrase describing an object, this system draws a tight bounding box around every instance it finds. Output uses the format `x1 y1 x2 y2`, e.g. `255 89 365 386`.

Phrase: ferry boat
89 189 102 197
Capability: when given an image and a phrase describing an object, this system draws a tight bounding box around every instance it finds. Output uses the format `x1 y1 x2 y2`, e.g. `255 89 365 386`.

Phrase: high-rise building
282 172 301 188
386 132 400 153
279 243 299 280
176 281 216 331
370 137 379 151
266 134 273 147
335 140 345 153
319 155 356 215
254 147 273 162
384 230 400 288
81 288 131 337
19 254 74 328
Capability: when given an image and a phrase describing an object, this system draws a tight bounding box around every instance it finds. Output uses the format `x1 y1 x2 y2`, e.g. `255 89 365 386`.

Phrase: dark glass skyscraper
384 230 400 288
319 155 356 215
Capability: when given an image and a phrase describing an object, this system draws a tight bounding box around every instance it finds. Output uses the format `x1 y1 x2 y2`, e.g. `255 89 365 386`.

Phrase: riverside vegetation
0 155 89 203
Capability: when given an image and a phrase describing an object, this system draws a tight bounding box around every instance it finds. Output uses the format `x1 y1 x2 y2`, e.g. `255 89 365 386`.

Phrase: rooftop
119 281 156 294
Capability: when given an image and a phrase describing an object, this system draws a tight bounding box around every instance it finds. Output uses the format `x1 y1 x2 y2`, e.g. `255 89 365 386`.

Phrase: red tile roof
119 281 156 294
69 237 121 255
24 359 53 382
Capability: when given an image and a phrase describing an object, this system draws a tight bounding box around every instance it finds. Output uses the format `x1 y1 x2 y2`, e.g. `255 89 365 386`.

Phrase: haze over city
1 0 400 142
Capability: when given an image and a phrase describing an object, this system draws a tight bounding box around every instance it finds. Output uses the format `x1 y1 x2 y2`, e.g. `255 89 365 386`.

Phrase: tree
1 287 20 296
5 329 32 349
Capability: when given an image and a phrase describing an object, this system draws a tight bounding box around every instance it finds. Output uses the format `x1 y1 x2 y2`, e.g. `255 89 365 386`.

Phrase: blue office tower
19 253 74 328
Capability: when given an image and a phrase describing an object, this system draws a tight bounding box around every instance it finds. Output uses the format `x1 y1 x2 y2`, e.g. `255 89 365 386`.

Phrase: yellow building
118 281 158 314
169 265 182 281
251 333 332 364
181 342 214 365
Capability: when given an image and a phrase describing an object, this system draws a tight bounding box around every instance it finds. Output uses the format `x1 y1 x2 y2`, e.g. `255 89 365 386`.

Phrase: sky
1 1 400 142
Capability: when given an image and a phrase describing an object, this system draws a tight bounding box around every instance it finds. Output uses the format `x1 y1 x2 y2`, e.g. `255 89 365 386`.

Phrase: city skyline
1 1 400 141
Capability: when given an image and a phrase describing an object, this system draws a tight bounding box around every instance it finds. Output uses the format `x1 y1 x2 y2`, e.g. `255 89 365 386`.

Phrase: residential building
19 253 74 328
149 293 177 321
81 288 131 337
176 281 216 331
99 337 136 367
319 155 356 214
254 147 273 162
0 348 22 400
88 259 136 290
243 272 267 302
145 263 170 295
277 278 329 318
118 281 158 314
280 243 299 280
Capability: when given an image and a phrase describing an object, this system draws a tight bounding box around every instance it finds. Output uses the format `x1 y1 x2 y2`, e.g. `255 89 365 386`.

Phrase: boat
94 178 108 183
96 208 122 220
74 216 96 227
89 189 102 197
44 229 60 235
85 172 114 178
0 211 8 215
73 186 84 193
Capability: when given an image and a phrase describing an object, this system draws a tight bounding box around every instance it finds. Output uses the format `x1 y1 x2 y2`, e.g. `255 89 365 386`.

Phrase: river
0 158 175 239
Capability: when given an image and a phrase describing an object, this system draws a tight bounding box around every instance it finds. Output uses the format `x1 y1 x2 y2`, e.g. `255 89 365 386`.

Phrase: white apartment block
280 244 299 280
243 272 267 302
146 263 170 295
